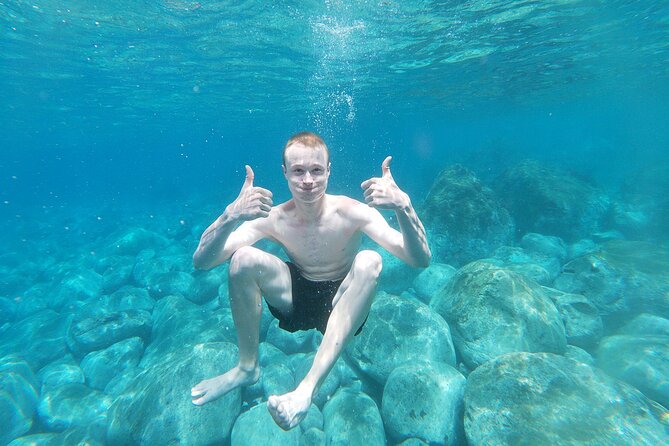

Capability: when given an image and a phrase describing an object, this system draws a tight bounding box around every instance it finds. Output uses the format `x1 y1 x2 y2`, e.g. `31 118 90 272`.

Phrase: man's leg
191 246 292 405
267 250 382 430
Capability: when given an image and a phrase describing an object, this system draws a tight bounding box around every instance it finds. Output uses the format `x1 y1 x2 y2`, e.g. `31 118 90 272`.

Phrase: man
190 132 431 430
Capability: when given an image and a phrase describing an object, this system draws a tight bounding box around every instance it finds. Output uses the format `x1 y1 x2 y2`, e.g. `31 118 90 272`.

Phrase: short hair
283 132 330 166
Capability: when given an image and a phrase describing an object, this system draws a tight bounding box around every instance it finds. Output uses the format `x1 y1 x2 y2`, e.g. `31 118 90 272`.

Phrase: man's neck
293 194 328 222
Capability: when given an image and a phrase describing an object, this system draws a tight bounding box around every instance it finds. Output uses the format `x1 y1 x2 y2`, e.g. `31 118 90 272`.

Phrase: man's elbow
192 251 213 271
416 251 432 269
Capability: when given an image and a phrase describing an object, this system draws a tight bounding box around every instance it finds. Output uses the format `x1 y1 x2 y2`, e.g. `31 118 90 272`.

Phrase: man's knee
229 246 262 278
353 250 383 280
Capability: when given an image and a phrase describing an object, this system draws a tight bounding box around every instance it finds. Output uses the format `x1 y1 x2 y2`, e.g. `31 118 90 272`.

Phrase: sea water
1 1 668 445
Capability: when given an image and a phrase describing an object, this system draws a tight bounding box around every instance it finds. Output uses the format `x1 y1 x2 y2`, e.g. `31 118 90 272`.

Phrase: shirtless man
190 132 431 430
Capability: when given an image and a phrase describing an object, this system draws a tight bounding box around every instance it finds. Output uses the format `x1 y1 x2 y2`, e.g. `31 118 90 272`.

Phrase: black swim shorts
266 262 366 336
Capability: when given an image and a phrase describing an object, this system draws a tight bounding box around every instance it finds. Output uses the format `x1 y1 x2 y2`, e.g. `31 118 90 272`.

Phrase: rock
541 287 603 349
597 335 669 407
397 440 429 446
0 356 39 445
99 255 135 293
300 427 326 446
106 228 169 256
103 286 155 312
8 428 104 446
230 403 301 446
38 383 112 434
323 388 385 446
0 296 17 324
300 404 324 433
38 356 85 392
80 337 144 390
261 362 295 400
266 319 315 355
107 342 240 446
378 250 420 295
564 345 594 366
520 233 567 262
52 268 103 310
382 361 466 446
0 310 69 370
464 352 669 446
422 165 514 265
348 292 456 385
66 309 151 357
619 314 669 337
491 245 561 282
187 269 226 304
567 239 598 260
412 263 457 303
294 354 342 408
494 160 610 241
431 261 566 369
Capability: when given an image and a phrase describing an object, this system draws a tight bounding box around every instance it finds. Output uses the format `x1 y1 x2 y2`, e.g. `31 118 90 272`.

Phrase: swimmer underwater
191 131 431 430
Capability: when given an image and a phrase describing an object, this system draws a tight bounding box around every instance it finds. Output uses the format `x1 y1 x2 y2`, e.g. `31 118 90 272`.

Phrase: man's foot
267 385 313 431
191 365 260 405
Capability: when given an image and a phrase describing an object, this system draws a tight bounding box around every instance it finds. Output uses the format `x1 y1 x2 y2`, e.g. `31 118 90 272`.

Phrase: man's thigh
230 246 293 314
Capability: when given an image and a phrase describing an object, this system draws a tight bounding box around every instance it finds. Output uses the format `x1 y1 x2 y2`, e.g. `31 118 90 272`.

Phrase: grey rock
564 345 594 366
294 354 342 408
412 263 457 303
567 239 598 260
106 228 168 256
66 309 151 357
80 337 144 390
541 287 603 349
38 383 112 434
38 356 85 392
231 402 300 446
107 342 240 446
53 268 103 309
382 361 466 446
0 296 17 324
266 319 315 354
99 255 135 293
261 362 295 400
8 428 104 446
0 356 39 445
431 261 566 369
619 313 669 337
520 233 567 262
187 268 225 304
300 404 324 432
464 352 669 446
323 388 386 446
349 292 456 385
397 440 429 446
597 335 669 407
491 245 561 282
103 286 155 312
300 427 326 446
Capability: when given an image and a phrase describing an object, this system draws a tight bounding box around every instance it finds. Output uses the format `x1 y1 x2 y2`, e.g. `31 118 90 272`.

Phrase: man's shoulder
328 194 374 220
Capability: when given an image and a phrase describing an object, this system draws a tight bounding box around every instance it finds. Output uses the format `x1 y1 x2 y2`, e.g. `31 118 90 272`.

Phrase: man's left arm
360 156 431 268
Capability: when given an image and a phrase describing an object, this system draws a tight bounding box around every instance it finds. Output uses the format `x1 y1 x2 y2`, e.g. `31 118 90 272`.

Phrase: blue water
1 1 669 445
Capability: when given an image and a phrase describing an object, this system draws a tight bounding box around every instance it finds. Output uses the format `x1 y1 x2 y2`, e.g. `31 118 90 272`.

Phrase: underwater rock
8 427 104 446
38 383 112 434
187 268 226 304
106 227 169 256
431 261 566 370
397 440 430 446
494 160 611 241
619 163 669 239
541 287 603 349
421 164 514 265
0 296 17 324
378 249 421 295
412 262 457 303
596 334 669 407
382 361 466 446
619 313 669 337
0 356 39 445
464 352 669 446
300 427 326 446
323 388 386 446
266 319 315 355
260 362 295 401
567 238 598 260
103 286 155 313
98 255 135 294
80 337 144 391
53 267 103 308
0 310 69 370
66 309 152 357
490 245 561 284
348 292 456 386
38 356 85 393
107 342 240 446
294 354 343 408
231 402 301 446
300 404 325 433
520 233 567 262
563 345 594 366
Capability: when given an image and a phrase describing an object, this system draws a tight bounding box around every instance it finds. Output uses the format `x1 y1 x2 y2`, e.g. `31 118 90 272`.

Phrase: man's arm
193 165 273 270
359 156 431 268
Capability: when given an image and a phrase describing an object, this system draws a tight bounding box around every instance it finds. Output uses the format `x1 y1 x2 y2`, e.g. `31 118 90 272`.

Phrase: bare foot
191 365 260 405
267 385 313 431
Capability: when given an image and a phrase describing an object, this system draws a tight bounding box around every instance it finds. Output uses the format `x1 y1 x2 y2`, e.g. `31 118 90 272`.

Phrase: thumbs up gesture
361 156 410 211
226 165 274 221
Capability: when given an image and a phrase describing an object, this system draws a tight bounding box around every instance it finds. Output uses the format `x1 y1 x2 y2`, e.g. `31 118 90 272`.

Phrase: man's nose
303 172 313 182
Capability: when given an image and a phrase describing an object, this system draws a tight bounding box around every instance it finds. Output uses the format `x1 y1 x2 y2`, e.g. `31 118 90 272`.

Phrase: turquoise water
1 1 669 445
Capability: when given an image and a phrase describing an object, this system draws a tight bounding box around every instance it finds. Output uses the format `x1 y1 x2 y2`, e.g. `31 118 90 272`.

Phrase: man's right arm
193 165 273 270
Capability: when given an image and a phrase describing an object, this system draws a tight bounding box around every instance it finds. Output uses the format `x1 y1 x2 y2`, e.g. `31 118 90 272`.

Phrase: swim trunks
266 262 366 336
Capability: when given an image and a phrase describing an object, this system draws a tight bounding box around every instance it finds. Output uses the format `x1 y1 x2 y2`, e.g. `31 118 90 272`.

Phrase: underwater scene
1 0 669 445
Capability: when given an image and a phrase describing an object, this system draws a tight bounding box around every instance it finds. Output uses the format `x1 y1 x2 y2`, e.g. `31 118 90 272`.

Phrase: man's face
283 143 330 204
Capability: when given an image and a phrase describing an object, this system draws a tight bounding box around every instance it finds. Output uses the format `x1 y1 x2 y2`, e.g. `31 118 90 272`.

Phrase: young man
190 132 431 430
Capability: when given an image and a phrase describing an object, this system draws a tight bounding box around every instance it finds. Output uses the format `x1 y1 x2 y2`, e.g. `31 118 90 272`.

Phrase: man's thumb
242 165 254 189
381 156 393 178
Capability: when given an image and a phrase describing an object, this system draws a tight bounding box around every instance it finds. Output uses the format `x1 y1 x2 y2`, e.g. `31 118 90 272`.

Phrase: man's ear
327 162 331 173
282 164 287 175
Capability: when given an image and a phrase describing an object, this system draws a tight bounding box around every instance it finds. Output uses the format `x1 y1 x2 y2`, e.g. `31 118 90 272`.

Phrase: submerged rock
541 287 603 349
382 361 466 446
431 261 566 369
0 356 39 445
412 262 457 303
323 388 385 446
421 164 514 265
464 352 669 446
38 383 112 434
348 292 456 386
230 403 300 446
80 337 144 390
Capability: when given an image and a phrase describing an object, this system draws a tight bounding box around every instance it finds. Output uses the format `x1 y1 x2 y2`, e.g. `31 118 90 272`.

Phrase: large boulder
80 337 144 390
493 160 611 241
230 403 300 446
541 287 603 349
348 292 456 385
382 361 466 446
107 342 240 446
323 388 386 446
464 352 669 446
431 261 567 370
597 335 669 407
38 383 113 434
422 164 514 265
412 263 457 304
0 356 39 445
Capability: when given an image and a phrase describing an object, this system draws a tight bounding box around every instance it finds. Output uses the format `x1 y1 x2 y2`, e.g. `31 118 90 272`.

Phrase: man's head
282 132 331 203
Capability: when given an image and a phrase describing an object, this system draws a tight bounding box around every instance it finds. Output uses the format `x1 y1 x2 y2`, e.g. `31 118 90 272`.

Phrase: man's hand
361 156 410 211
225 165 273 221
